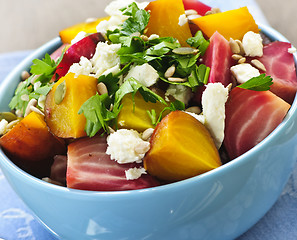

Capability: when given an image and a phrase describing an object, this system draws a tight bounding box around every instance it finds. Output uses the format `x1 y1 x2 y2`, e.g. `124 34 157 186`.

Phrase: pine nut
235 40 245 56
251 59 266 72
185 106 201 114
229 38 240 54
97 82 108 95
142 128 154 141
24 98 37 117
168 77 187 83
21 71 30 81
185 9 198 16
164 65 176 78
232 54 243 61
238 57 246 64
140 35 149 41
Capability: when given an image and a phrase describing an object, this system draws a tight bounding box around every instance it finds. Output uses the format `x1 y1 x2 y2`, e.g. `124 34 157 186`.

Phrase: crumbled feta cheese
178 14 188 26
125 167 147 180
201 83 229 149
288 46 297 54
230 63 260 84
124 63 159 87
148 34 160 41
165 85 193 105
71 31 87 45
68 56 93 77
242 31 263 57
184 111 205 125
0 119 8 135
96 15 127 34
106 129 150 164
91 42 121 78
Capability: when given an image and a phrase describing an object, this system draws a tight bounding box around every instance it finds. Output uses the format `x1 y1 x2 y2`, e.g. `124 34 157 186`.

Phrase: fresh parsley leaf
114 78 167 111
237 74 273 91
186 31 210 56
147 109 157 125
78 93 117 137
120 2 150 36
156 100 185 124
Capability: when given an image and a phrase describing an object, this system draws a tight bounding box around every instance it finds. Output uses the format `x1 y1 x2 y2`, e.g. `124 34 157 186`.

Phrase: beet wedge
256 41 297 104
67 135 160 191
224 87 291 159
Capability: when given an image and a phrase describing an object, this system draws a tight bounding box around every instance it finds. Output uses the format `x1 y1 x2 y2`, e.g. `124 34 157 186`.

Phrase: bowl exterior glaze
0 25 297 240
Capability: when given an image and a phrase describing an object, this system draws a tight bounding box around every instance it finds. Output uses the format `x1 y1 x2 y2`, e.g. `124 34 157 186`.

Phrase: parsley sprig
237 74 273 91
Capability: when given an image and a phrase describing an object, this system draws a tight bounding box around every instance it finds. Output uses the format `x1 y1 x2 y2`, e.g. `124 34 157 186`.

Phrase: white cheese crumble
230 63 260 84
201 83 229 149
71 31 87 45
288 46 297 54
91 42 121 78
242 31 263 57
69 56 93 77
125 167 147 180
68 42 121 78
96 0 149 34
178 14 188 26
0 119 8 135
124 63 159 87
165 85 193 105
106 129 150 164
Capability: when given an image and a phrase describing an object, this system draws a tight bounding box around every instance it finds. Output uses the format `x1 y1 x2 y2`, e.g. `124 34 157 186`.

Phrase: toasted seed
21 71 30 81
168 77 187 83
108 126 115 134
134 141 150 154
229 38 240 54
185 9 198 16
227 83 233 92
187 14 202 20
97 82 108 95
185 106 201 114
164 65 176 78
142 128 154 141
205 7 221 15
235 40 245 56
30 106 44 116
251 59 266 72
172 47 198 55
140 35 149 41
85 17 97 23
232 54 243 61
0 112 17 122
6 119 19 131
238 57 246 64
24 98 38 117
54 80 66 105
131 32 141 37
30 74 40 84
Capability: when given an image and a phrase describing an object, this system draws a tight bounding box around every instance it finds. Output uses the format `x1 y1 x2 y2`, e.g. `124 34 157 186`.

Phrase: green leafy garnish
186 31 210 56
78 93 118 137
237 74 273 91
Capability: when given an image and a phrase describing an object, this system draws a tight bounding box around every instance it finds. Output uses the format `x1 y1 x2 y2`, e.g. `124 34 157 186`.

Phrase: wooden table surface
0 0 296 53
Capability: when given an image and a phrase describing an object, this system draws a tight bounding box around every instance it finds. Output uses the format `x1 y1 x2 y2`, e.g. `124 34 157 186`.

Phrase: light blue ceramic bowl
0 24 297 240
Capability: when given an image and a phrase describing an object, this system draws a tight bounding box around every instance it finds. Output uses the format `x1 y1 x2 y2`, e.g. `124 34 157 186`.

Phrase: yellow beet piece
59 16 110 44
117 92 167 132
0 112 66 177
191 7 259 40
145 0 192 46
45 73 98 138
144 111 221 182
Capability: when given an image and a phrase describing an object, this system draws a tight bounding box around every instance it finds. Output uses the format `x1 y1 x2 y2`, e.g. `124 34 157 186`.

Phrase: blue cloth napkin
1 1 297 239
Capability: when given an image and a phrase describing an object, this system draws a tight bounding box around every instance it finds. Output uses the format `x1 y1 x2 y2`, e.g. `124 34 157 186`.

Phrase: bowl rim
0 23 296 197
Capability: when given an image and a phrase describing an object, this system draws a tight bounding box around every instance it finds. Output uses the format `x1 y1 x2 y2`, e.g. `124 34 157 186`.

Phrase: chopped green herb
237 74 273 91
186 31 210 56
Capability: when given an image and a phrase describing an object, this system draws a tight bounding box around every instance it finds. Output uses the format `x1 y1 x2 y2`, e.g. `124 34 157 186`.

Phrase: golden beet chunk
145 0 192 46
0 112 66 177
45 73 98 138
144 111 221 182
